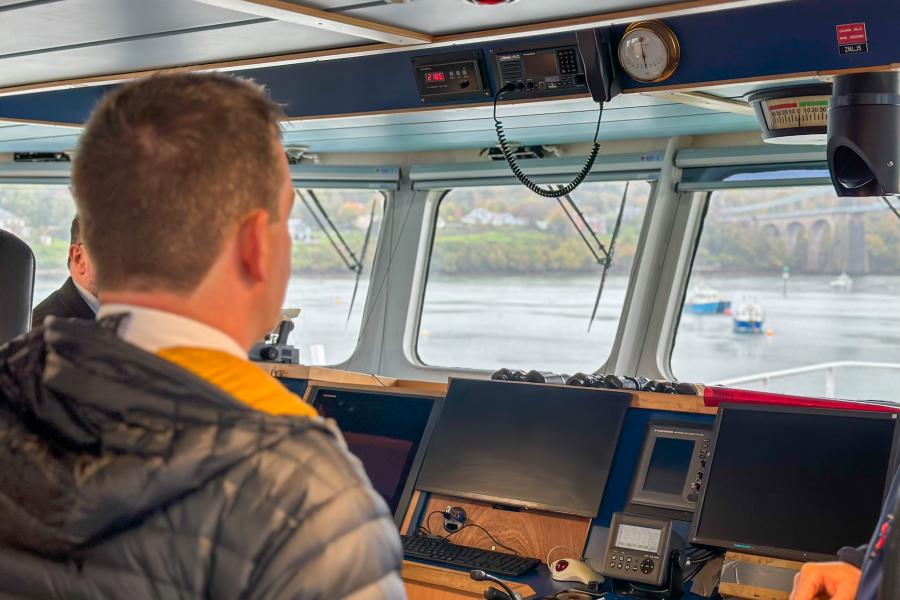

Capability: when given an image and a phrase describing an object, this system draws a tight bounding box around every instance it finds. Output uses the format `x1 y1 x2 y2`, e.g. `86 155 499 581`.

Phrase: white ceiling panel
0 20 365 88
0 0 270 56
339 0 675 35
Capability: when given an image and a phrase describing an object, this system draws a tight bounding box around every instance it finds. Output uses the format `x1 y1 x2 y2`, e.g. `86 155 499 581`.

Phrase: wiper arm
555 191 608 265
588 182 629 332
346 194 381 328
296 189 362 274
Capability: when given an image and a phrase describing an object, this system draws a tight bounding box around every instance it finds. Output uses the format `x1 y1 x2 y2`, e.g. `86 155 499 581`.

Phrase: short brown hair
72 73 285 293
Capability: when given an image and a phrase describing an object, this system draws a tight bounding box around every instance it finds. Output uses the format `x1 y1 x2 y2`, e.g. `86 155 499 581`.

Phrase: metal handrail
712 361 900 398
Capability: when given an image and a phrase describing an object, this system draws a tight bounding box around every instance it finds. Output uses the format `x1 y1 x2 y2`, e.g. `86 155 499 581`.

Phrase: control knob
640 558 655 574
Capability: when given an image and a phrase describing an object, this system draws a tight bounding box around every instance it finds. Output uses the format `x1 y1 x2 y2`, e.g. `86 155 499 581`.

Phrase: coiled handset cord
493 84 604 198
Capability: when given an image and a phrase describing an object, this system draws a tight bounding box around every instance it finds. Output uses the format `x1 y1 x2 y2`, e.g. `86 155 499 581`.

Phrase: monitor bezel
629 420 713 513
689 403 899 562
414 377 630 517
309 385 445 527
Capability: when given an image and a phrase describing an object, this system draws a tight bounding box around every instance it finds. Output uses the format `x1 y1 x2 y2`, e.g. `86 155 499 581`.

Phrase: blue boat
733 301 764 334
686 285 730 314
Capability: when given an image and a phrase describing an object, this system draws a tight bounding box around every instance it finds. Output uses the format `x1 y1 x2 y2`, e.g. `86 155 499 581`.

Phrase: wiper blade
588 182 629 332
346 195 380 328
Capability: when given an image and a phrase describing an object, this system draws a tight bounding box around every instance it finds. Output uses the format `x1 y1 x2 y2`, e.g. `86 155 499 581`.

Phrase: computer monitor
310 386 443 525
691 404 898 561
629 421 713 515
415 378 630 517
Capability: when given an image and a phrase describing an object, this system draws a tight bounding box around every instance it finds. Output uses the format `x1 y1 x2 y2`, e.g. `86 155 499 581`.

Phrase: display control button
640 559 655 574
626 557 632 563
617 564 623 569
687 492 699 502
609 562 616 568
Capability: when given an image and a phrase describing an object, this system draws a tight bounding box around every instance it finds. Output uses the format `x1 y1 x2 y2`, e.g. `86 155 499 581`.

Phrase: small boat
686 285 730 314
829 272 853 291
733 301 765 334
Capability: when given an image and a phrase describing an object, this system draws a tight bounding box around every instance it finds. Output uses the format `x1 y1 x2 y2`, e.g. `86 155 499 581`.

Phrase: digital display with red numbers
413 56 485 102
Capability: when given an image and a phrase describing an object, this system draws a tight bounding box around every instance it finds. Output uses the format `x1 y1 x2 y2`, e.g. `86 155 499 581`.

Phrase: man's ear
237 209 271 283
69 245 83 274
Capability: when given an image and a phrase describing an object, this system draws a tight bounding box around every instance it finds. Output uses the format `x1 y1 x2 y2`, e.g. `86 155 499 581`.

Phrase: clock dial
618 21 680 83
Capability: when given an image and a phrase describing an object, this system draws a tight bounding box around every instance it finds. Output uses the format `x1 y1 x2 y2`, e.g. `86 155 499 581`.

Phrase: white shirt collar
96 304 247 359
72 279 100 315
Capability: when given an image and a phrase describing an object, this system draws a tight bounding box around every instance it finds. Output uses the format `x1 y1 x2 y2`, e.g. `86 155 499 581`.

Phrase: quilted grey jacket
0 317 405 599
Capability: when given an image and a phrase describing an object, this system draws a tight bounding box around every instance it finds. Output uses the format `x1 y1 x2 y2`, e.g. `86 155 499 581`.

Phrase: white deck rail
712 361 900 398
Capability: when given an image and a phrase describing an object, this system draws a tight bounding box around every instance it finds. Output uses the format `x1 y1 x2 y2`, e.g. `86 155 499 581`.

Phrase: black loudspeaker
827 71 900 197
0 230 35 344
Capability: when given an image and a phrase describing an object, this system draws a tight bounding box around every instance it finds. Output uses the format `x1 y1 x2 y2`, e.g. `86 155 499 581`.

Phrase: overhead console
494 44 588 98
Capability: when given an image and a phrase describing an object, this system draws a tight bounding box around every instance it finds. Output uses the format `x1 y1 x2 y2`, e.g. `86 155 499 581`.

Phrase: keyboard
401 534 541 577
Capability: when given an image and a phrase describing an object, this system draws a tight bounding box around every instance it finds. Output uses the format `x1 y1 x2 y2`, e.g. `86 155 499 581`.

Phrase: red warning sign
836 23 868 55
837 23 867 45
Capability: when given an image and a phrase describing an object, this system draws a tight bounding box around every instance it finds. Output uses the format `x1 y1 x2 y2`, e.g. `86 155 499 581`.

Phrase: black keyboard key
400 534 540 577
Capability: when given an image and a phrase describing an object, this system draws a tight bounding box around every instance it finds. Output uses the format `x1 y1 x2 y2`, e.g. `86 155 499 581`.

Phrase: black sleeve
837 545 867 568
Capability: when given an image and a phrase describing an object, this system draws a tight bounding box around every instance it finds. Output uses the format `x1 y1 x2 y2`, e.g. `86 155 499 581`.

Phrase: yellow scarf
156 347 316 418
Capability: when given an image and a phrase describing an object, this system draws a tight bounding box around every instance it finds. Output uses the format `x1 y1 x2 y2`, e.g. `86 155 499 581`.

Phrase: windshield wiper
296 189 363 274
554 183 630 331
346 196 380 327
295 189 382 329
588 182 629 332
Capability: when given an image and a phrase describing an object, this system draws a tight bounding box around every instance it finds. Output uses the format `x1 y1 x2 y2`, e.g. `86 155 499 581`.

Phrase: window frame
411 179 656 374
663 175 886 386
283 186 390 368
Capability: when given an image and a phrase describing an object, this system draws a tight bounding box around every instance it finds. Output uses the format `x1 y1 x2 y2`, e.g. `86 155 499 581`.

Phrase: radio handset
575 27 620 104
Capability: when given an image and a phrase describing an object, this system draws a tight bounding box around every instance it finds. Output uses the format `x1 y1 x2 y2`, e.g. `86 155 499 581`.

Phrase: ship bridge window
285 188 385 366
671 186 900 402
0 184 76 304
417 181 651 373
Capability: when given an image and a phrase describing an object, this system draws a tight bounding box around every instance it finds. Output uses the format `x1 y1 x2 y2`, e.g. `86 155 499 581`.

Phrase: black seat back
0 229 35 344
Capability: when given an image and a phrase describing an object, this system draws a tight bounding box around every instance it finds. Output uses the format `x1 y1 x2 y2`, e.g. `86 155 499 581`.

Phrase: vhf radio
494 45 588 97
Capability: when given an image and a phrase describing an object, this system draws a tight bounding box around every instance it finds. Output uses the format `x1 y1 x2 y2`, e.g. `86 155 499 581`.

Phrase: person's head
67 216 97 296
72 73 293 348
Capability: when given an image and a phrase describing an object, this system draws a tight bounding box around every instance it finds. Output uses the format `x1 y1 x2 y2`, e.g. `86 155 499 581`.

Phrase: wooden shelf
402 561 536 600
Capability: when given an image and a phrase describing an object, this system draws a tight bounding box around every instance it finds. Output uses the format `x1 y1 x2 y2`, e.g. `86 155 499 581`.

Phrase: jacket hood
0 317 314 558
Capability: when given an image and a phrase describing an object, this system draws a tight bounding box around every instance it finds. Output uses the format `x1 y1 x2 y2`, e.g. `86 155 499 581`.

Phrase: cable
493 84 603 198
884 196 900 221
422 510 445 536
446 523 520 556
420 510 521 555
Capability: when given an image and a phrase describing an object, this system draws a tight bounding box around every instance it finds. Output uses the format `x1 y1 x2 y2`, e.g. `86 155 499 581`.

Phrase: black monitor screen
692 405 897 560
416 378 630 517
644 437 695 496
313 388 439 521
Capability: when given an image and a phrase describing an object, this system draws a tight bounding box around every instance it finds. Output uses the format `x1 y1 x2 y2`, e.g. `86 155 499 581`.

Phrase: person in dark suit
31 216 98 327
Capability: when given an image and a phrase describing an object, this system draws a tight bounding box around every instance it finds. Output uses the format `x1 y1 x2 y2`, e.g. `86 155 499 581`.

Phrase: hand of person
790 561 861 600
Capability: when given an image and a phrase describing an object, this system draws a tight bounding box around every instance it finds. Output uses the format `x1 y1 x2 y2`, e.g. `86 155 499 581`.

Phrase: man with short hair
0 73 404 598
31 215 98 326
